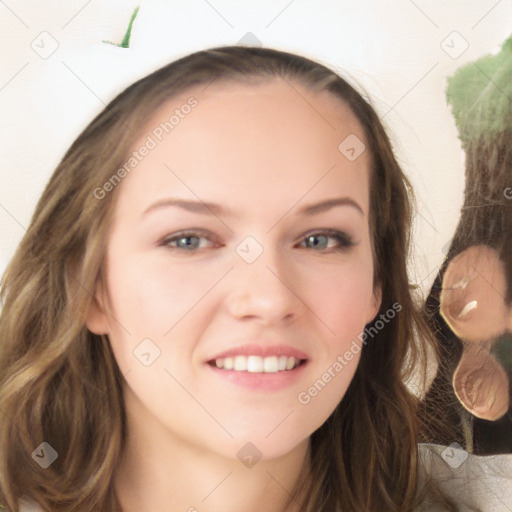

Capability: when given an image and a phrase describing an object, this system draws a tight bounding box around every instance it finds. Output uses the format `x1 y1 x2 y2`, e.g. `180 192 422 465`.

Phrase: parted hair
0 46 460 511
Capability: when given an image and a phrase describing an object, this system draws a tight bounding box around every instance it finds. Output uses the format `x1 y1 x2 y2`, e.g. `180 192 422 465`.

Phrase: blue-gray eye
160 231 213 251
160 229 354 253
299 231 354 252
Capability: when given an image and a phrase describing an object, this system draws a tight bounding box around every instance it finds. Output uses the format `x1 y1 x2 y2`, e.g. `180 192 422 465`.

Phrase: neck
114 389 310 512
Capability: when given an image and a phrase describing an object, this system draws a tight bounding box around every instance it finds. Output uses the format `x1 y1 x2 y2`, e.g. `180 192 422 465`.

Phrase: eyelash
159 229 355 253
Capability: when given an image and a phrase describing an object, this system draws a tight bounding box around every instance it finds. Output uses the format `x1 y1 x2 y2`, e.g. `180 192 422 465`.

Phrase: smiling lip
207 344 309 362
206 358 307 391
205 343 309 392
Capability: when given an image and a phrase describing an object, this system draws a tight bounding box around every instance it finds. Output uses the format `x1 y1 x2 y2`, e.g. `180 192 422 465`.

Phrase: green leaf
103 5 140 49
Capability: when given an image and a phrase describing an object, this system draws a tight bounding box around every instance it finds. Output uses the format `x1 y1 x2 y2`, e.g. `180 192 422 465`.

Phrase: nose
224 245 305 326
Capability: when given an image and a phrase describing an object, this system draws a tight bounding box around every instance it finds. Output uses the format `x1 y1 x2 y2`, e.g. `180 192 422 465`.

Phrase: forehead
116 78 371 220
157 77 365 148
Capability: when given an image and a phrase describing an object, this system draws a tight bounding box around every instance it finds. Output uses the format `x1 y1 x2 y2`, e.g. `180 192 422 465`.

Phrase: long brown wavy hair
0 46 460 511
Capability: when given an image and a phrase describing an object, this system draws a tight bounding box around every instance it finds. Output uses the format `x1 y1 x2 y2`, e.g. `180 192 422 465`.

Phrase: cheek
304 255 375 341
104 250 217 338
102 249 231 391
104 238 375 379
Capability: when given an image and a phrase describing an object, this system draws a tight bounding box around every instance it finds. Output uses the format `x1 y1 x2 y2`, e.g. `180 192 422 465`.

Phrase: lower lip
205 361 308 391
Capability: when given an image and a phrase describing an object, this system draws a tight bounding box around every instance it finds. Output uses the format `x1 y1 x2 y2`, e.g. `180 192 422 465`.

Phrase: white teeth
234 356 246 371
212 355 302 373
263 356 278 373
247 356 263 373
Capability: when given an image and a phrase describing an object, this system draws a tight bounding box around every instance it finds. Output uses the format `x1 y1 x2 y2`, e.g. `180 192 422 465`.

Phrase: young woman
0 46 462 511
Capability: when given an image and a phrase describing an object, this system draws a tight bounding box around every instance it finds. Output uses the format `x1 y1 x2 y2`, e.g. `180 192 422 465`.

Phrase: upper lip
206 343 309 363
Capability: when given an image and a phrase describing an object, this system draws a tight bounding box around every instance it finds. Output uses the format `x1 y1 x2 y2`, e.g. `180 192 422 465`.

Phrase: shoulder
418 443 512 510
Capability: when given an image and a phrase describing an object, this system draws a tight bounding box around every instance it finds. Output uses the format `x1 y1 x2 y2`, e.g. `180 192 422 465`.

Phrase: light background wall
1 0 510 295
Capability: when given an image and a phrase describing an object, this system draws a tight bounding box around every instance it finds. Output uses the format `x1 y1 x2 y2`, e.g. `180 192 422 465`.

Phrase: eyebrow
142 196 364 218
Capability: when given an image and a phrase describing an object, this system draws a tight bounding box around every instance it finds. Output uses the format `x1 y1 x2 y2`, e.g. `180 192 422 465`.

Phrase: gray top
417 443 512 511
17 443 512 511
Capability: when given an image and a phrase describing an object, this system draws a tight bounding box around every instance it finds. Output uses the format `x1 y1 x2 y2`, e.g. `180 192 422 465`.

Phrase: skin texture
440 245 511 420
86 79 381 512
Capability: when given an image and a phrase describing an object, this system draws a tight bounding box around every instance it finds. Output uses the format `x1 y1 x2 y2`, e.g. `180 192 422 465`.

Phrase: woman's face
87 79 381 461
